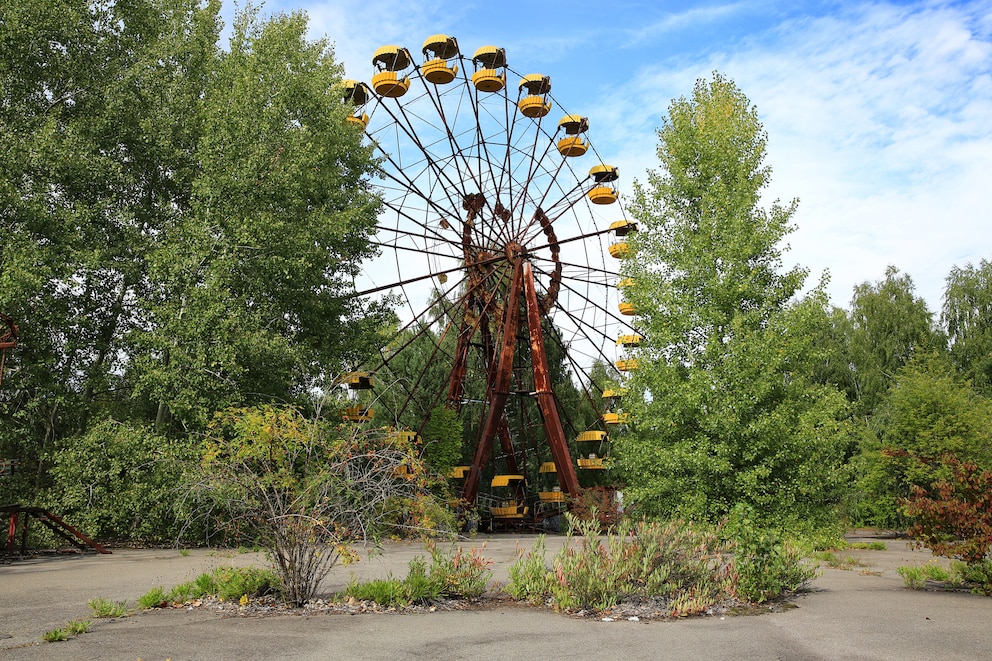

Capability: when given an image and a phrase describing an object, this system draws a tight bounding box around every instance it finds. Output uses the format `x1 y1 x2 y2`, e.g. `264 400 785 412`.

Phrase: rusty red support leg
522 262 581 497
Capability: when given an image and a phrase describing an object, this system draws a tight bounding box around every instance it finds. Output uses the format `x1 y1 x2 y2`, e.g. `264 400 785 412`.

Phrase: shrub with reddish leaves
904 454 992 565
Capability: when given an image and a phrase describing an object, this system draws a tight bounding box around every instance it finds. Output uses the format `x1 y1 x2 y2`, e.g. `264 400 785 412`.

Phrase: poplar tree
616 74 849 526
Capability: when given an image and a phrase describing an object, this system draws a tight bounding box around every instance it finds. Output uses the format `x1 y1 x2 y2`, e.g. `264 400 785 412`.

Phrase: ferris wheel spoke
539 268 639 337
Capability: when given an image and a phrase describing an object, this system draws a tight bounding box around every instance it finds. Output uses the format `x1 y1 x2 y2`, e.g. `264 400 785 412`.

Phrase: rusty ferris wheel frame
344 36 639 513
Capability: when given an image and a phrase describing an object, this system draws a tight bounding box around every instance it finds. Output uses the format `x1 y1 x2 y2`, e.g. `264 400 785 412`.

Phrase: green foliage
618 73 850 527
42 628 70 642
943 259 992 394
88 597 128 618
196 405 445 606
725 506 817 603
0 0 385 531
43 419 196 542
853 353 992 528
208 566 280 602
505 536 554 604
897 563 950 589
137 586 169 610
425 543 492 599
343 544 493 606
506 515 732 614
65 620 91 635
168 581 200 603
165 566 278 603
846 267 941 417
952 559 992 596
847 541 887 551
420 406 464 476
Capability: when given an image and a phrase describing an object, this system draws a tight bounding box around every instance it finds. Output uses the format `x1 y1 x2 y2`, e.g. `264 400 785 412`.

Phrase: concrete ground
2 533 991 660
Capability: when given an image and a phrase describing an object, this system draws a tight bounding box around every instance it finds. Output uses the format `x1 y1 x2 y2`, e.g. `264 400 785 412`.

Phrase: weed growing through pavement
88 597 128 618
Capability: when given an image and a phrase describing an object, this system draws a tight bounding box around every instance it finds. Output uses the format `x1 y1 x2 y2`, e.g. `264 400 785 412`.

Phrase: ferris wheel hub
504 241 527 263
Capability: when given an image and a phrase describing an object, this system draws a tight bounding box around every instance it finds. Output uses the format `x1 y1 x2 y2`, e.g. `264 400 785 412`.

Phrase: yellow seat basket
345 372 374 388
538 491 569 503
343 406 374 422
616 359 640 372
371 71 410 98
619 301 636 316
518 95 552 118
392 430 419 444
603 412 631 425
576 430 607 443
448 465 470 479
345 114 369 130
608 242 631 258
602 387 628 398
617 334 643 347
588 186 617 205
472 69 505 92
557 136 588 157
577 457 607 469
490 504 529 518
538 461 558 473
422 58 458 84
610 219 638 235
490 474 525 487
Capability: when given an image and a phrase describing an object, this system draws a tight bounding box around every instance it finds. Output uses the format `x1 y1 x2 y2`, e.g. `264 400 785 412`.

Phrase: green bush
725 506 818 603
344 545 493 607
44 419 198 543
65 620 91 635
208 566 279 601
42 628 69 642
505 536 554 604
954 559 992 596
506 515 731 615
897 563 950 589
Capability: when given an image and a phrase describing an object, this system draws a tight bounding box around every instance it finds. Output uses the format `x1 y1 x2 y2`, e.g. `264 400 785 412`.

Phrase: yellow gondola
422 34 460 84
602 387 628 398
518 74 552 118
609 242 631 258
341 80 371 130
619 301 636 315
490 474 528 518
557 114 589 156
602 412 631 424
345 372 374 389
448 465 470 479
537 462 567 502
343 405 374 422
372 45 413 97
615 358 640 372
610 219 638 236
617 334 643 347
472 45 506 92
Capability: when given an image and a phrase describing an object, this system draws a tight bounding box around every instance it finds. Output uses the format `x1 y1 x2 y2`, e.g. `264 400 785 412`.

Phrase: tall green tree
615 74 849 527
943 259 992 394
131 7 385 431
1 0 221 489
0 1 386 512
846 266 940 418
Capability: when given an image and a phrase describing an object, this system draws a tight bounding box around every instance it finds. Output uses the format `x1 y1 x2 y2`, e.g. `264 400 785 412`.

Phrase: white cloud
589 1 992 312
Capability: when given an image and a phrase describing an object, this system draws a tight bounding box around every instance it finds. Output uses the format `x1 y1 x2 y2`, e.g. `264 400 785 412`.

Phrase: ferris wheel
343 35 642 519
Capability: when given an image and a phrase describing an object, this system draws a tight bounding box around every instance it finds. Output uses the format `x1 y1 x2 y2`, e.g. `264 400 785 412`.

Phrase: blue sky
221 0 991 316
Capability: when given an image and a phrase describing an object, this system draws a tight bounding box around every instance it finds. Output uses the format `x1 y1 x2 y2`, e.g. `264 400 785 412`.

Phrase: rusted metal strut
460 260 580 505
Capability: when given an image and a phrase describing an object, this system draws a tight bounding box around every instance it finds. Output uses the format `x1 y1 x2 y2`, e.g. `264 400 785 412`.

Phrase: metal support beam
522 262 581 497
461 262 523 505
